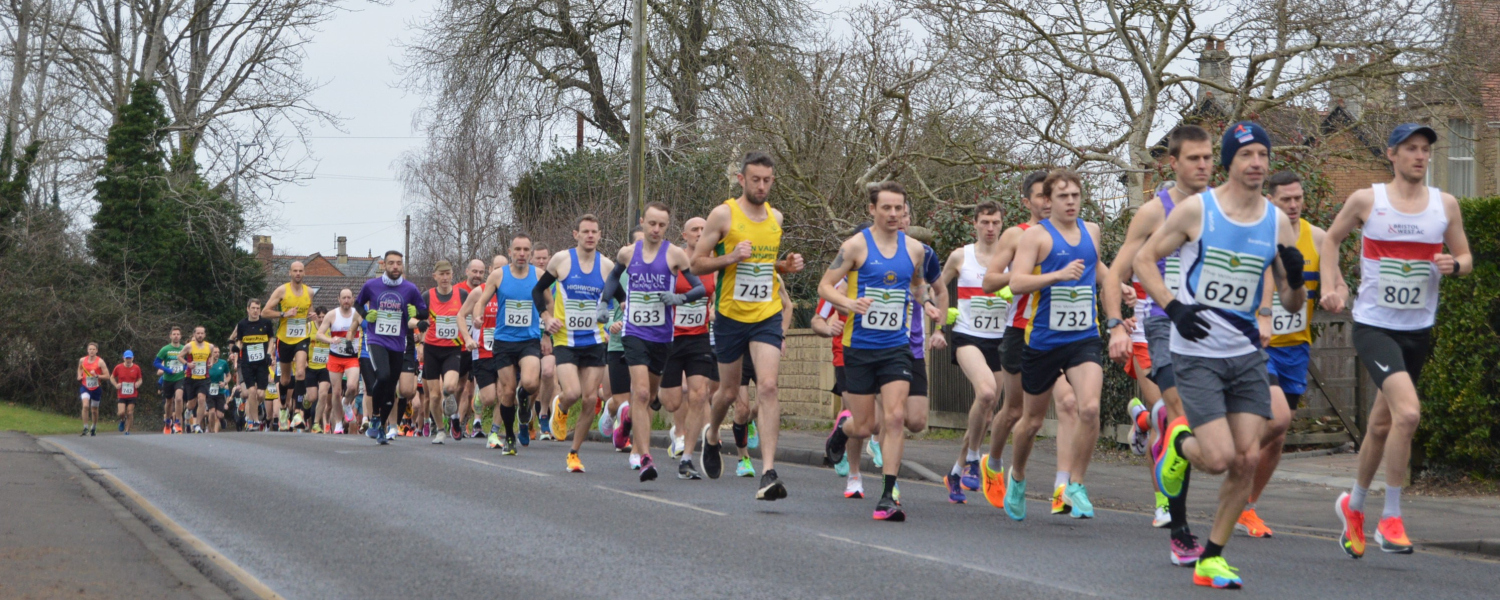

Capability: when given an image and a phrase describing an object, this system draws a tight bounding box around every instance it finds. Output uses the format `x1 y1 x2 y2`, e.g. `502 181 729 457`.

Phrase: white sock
1350 485 1369 512
1055 471 1070 489
987 453 1003 470
1383 486 1402 518
966 449 981 462
951 461 964 476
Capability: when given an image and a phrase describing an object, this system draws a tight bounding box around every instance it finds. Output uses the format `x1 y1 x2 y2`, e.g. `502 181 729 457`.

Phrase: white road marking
815 533 1106 597
594 485 727 516
462 457 550 477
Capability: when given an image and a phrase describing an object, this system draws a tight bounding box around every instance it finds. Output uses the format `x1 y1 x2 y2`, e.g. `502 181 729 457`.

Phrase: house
252 235 436 312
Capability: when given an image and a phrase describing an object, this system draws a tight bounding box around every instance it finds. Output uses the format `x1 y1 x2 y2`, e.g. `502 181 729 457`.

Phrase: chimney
336 236 348 266
1196 37 1232 107
254 235 273 264
1330 53 1369 119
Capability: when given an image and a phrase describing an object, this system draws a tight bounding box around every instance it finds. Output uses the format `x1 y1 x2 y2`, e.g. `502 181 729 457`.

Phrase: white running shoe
1153 506 1171 528
629 453 642 470
333 423 345 435
670 435 686 459
599 404 614 438
387 426 399 440
845 474 865 499
432 430 446 444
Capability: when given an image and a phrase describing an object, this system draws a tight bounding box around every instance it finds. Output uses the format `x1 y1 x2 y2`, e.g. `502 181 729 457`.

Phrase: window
1448 119 1475 198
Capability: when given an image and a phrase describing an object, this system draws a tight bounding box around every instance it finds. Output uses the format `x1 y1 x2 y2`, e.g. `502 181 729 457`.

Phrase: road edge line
41 438 284 600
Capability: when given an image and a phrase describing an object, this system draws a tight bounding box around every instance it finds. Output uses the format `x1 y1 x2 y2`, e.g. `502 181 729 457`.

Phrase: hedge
1415 195 1500 476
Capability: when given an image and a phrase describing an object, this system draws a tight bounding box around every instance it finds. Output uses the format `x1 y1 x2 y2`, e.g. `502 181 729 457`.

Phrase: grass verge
0 402 87 436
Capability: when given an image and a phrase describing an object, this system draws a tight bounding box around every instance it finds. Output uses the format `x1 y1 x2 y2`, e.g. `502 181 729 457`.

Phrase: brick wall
761 329 838 426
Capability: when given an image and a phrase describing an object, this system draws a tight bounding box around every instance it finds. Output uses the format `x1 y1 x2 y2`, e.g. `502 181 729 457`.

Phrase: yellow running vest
186 341 212 380
1269 218 1320 348
713 198 783 323
276 283 313 344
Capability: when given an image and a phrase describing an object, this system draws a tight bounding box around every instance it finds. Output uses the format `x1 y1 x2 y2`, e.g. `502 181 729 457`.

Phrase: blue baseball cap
1387 123 1437 147
122 350 134 359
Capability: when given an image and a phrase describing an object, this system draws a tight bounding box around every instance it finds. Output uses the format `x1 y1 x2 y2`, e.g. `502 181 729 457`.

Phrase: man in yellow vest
263 261 313 429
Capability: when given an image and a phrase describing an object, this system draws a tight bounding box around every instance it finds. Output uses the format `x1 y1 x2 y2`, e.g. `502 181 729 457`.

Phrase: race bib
285 318 308 339
861 289 908 332
85 376 99 389
311 345 330 365
563 299 598 331
1195 248 1264 313
1163 255 1183 294
168 359 182 374
482 327 495 351
504 300 534 328
246 343 265 362
627 292 666 327
733 263 775 303
192 363 207 377
1377 258 1432 310
1049 285 1095 332
267 382 278 395
121 382 135 395
1271 293 1306 336
209 384 220 396
675 300 707 328
374 310 401 336
966 296 1009 334
434 315 460 340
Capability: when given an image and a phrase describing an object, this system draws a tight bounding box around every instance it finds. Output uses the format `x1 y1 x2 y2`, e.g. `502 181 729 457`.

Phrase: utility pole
404 215 411 261
576 112 585 150
626 0 646 232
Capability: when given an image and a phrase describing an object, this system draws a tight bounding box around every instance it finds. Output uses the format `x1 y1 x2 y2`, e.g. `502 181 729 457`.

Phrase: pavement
24 424 1500 600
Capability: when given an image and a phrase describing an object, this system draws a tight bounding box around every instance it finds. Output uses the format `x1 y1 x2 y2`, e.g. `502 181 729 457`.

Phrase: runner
319 289 363 435
978 170 1080 516
691 151 805 499
154 327 186 434
598 228 644 460
1104 124 1214 556
533 215 613 471
77 342 108 436
530 245 556 439
1239 171 1325 537
455 259 486 440
399 308 424 439
178 326 217 434
818 182 927 521
469 236 548 453
262 261 313 431
600 202 706 481
1137 121 1307 588
207 347 233 433
726 276 795 477
230 300 275 431
354 250 429 445
419 261 474 443
930 200 1006 502
658 217 718 477
306 307 332 433
1114 279 1168 526
1321 123 1471 558
1003 169 1117 521
110 350 143 434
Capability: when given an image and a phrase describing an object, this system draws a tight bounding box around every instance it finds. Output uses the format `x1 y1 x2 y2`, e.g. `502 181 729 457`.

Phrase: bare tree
400 116 519 273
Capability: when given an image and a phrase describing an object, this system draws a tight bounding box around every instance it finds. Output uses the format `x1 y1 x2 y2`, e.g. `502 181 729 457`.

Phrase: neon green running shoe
486 432 503 449
1192 556 1243 589
736 456 755 478
1156 416 1192 499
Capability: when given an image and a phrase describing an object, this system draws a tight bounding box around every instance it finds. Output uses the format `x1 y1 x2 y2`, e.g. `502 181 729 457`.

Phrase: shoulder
1440 191 1463 217
1310 224 1328 246
771 207 785 224
1020 224 1050 242
1344 187 1375 209
945 246 964 265
1132 199 1165 226
616 244 635 263
1084 221 1102 236
707 203 733 223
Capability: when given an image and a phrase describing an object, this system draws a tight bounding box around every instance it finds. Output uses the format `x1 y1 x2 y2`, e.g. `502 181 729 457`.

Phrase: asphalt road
50 432 1500 599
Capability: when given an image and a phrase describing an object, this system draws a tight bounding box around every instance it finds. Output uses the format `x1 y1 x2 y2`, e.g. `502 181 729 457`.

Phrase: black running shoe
678 460 702 480
873 495 905 521
824 412 850 467
701 437 723 479
756 470 788 501
448 416 463 442
640 454 658 482
649 397 662 411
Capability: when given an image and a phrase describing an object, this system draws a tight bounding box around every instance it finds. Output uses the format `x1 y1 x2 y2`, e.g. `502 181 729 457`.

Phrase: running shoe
550 397 568 441
432 429 446 445
629 453 642 470
503 435 518 456
334 423 345 435
746 421 759 449
118 420 125 432
172 422 182 434
1170 526 1203 566
1156 417 1191 499
961 460 982 491
1003 472 1026 521
756 470 787 501
566 451 585 473
80 426 87 437
639 454 658 482
669 435 686 460
700 425 722 479
1236 508 1273 538
193 424 204 434
487 432 503 449
893 482 901 505
538 430 554 441
944 473 967 504
1050 485 1071 515
442 393 457 421
312 424 323 434
736 457 755 478
518 423 531 446
471 419 484 438
291 412 305 430
980 455 1007 509
824 410 851 468
844 474 864 499
1335 492 1366 558
1127 398 1149 456
359 419 370 435
1064 482 1094 519
280 410 290 428
1375 516 1413 554
866 439 883 468
872 496 905 522
367 418 383 442
598 404 614 438
344 405 356 424
449 415 463 442
834 454 850 477
613 408 632 451
163 423 172 435
387 426 399 440
678 460 702 480
1154 506 1172 528
1192 556 1242 589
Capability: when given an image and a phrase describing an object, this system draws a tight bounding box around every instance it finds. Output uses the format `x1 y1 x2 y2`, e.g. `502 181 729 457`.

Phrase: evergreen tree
90 80 184 283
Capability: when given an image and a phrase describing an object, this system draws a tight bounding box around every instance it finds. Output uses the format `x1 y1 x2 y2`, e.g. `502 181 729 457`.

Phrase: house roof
1150 97 1383 160
265 254 383 279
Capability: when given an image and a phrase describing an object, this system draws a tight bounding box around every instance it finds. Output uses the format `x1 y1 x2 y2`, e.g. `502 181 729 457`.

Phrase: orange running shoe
172 422 182 434
1335 492 1366 558
1236 508 1273 538
1376 516 1413 554
566 451 585 473
980 454 1006 509
163 424 172 435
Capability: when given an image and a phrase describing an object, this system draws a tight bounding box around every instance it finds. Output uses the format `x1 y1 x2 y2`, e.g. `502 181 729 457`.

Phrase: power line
283 219 403 227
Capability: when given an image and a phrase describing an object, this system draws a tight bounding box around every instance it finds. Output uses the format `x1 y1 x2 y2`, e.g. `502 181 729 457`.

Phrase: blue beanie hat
1221 121 1271 168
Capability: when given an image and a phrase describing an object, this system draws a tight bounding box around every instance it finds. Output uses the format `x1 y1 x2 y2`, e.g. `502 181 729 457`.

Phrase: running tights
366 346 403 424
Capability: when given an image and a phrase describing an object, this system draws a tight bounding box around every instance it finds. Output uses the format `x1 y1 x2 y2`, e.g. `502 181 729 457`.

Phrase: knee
1265 415 1291 439
883 406 906 432
1054 394 1078 419
906 412 928 434
974 384 998 407
1198 448 1232 475
756 381 778 402
1389 405 1421 432
1075 399 1099 424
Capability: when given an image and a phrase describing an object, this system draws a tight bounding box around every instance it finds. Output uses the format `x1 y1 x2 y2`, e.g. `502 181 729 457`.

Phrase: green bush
1416 195 1500 476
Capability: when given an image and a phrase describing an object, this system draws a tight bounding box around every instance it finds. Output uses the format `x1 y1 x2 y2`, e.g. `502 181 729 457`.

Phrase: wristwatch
1104 318 1124 331
1257 307 1273 317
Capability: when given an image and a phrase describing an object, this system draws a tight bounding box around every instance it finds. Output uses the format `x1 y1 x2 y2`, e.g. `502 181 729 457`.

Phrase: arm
778 277 794 336
1093 222 1123 329
1134 198 1200 308
411 286 429 322
771 209 805 275
931 248 962 317
315 313 336 344
534 256 563 334
1271 210 1307 314
691 206 747 275
1437 193 1473 277
599 251 630 311
1009 228 1070 295
354 285 371 319
1318 190 1369 313
817 239 867 315
981 227 1022 293
262 286 287 318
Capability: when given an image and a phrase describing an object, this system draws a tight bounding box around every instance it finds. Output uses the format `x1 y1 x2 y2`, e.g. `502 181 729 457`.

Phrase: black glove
416 320 429 333
1165 300 1213 342
1277 244 1305 289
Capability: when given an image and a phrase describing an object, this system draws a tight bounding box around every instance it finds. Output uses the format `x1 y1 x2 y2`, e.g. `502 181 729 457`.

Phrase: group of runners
76 122 1472 590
